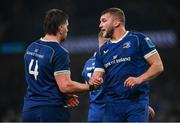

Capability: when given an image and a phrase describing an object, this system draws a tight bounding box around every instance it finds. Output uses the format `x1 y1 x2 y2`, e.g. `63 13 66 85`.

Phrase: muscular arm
124 52 164 88
55 73 90 94
138 52 164 81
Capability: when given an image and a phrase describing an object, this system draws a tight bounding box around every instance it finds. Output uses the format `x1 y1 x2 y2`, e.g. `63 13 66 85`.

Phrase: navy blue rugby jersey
95 31 157 102
23 38 70 111
82 53 105 103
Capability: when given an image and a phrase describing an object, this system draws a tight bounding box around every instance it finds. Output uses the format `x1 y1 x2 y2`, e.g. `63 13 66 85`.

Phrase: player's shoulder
129 31 156 49
38 39 69 55
99 40 110 51
128 31 148 39
97 40 112 56
53 43 69 54
128 31 152 45
25 39 41 53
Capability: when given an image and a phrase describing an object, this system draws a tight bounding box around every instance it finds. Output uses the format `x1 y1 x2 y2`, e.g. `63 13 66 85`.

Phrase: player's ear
57 25 63 34
113 19 120 28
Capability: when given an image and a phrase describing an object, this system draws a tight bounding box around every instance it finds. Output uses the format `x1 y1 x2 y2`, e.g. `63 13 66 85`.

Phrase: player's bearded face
104 25 114 38
100 14 114 39
61 31 67 42
60 21 68 42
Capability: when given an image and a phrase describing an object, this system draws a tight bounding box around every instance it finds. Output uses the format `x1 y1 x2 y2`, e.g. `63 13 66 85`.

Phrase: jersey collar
110 31 129 43
40 38 59 44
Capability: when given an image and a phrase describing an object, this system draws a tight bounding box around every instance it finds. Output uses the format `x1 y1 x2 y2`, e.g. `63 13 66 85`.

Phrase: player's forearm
139 62 164 82
55 74 91 93
60 80 90 94
55 73 98 94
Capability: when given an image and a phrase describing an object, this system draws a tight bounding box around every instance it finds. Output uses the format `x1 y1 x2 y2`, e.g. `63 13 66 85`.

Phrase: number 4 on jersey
29 59 39 80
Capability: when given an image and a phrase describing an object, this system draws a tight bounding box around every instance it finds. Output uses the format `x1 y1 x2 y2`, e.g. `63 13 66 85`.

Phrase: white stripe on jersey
94 68 105 73
144 49 158 59
54 70 71 76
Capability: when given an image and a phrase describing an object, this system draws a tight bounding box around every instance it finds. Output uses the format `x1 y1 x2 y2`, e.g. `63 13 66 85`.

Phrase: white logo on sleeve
144 37 155 48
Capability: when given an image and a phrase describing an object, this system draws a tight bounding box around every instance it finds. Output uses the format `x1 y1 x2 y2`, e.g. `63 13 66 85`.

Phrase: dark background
0 0 180 121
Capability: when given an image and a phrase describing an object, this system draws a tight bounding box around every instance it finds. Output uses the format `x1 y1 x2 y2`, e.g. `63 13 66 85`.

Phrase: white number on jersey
29 59 39 80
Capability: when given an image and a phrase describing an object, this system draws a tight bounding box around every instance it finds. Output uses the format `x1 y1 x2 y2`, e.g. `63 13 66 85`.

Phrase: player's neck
111 27 127 42
42 34 60 43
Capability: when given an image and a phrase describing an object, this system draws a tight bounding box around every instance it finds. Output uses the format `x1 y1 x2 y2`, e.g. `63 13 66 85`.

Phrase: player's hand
89 76 103 87
65 94 79 108
124 77 142 88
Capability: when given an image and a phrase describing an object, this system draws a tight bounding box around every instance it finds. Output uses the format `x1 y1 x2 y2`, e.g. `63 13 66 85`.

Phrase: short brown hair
43 9 68 35
101 8 125 26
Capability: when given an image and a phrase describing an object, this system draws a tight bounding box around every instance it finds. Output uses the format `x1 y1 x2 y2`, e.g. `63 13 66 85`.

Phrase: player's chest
102 40 139 61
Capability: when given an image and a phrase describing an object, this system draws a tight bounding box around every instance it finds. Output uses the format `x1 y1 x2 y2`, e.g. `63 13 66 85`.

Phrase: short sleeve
53 50 70 75
138 34 158 59
94 50 105 72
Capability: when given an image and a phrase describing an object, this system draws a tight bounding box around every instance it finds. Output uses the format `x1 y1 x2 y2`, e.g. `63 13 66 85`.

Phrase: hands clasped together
88 76 104 90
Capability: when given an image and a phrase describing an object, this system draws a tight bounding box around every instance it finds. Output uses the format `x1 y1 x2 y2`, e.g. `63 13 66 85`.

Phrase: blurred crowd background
0 0 180 121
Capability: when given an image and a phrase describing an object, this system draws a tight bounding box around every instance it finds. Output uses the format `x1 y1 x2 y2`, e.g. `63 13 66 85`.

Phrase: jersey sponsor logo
123 41 131 48
26 51 44 58
104 56 131 68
